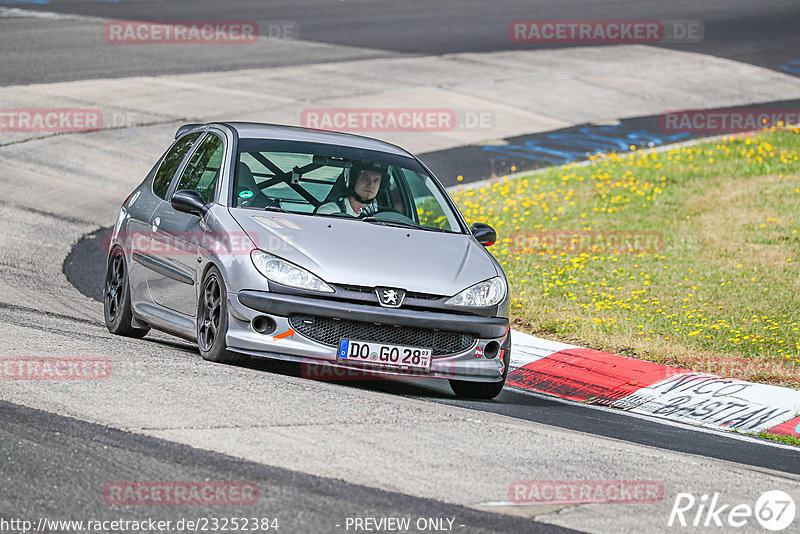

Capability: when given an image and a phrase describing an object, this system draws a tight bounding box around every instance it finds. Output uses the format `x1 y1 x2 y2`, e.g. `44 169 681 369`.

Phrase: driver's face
353 170 382 201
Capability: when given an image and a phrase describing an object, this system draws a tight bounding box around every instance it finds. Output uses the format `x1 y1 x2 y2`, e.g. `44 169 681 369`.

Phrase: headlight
250 250 333 293
444 277 506 307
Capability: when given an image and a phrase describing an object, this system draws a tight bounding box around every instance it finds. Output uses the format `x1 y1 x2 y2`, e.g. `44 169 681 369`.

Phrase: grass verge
451 127 800 388
756 432 800 446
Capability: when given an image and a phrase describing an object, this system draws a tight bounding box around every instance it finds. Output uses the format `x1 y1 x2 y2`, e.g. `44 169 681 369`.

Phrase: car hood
229 209 499 296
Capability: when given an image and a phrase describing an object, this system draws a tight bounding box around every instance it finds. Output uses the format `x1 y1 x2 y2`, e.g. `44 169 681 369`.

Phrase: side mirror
171 189 208 216
471 222 496 247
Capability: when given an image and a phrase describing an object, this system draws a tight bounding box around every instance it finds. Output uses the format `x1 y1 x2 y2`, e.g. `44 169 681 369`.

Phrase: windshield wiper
263 205 287 212
361 217 445 232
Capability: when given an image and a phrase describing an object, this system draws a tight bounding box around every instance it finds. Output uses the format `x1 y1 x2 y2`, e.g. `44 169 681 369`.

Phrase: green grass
756 431 800 446
451 127 800 387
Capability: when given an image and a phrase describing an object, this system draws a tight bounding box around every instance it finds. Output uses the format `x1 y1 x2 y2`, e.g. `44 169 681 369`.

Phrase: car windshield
233 139 464 233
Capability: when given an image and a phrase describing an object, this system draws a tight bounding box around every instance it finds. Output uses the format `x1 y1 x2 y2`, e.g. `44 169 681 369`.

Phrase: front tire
103 248 149 338
197 266 241 364
449 346 510 400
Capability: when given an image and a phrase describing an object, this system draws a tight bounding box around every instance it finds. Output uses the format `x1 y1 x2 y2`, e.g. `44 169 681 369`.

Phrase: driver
317 162 387 217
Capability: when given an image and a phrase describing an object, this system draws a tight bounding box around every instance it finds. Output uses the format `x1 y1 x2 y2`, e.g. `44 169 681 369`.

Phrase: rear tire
197 266 242 365
103 248 149 338
449 345 510 400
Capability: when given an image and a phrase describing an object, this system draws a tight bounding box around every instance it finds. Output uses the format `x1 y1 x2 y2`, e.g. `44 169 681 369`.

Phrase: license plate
337 339 432 370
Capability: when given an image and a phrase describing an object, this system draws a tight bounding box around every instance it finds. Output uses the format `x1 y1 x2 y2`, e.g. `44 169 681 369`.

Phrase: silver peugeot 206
104 122 510 398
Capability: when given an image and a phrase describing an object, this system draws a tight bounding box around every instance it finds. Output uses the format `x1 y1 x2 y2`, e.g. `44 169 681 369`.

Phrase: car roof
208 122 414 158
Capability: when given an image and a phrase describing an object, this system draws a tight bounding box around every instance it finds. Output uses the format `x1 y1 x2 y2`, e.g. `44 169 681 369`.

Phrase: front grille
336 284 373 294
290 315 476 356
335 284 443 301
406 291 442 301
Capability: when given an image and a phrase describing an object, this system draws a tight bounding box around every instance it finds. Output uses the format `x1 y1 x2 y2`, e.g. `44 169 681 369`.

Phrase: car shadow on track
140 332 550 406
144 336 200 355
142 335 515 403
238 354 465 400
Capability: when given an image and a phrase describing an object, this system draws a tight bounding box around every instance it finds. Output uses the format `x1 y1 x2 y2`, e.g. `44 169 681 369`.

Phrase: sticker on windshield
239 189 254 199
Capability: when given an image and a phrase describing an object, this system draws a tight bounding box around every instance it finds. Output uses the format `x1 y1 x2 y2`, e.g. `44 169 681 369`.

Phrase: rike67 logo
669 490 796 531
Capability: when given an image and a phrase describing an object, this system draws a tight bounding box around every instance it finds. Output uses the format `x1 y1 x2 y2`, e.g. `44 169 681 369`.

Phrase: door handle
151 217 160 232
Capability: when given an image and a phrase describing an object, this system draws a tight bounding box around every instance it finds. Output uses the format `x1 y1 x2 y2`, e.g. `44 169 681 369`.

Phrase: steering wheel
359 207 416 224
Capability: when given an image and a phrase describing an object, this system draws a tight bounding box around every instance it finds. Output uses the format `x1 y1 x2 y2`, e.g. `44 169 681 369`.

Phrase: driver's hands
358 204 380 217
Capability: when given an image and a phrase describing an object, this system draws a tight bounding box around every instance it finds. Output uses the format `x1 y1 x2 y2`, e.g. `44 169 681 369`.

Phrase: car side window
403 170 459 232
152 132 201 199
175 133 224 204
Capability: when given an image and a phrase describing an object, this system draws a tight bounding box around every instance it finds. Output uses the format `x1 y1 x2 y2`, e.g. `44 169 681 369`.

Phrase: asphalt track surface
4 1 800 531
2 0 800 84
0 401 573 534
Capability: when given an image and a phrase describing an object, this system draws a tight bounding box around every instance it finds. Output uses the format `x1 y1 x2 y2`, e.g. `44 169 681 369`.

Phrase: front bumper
237 290 508 338
226 290 510 382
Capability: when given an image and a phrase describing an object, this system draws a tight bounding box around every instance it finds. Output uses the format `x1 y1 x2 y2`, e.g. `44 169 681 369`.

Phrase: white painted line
509 328 574 369
473 501 533 507
613 373 800 433
508 384 800 451
0 7 99 20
